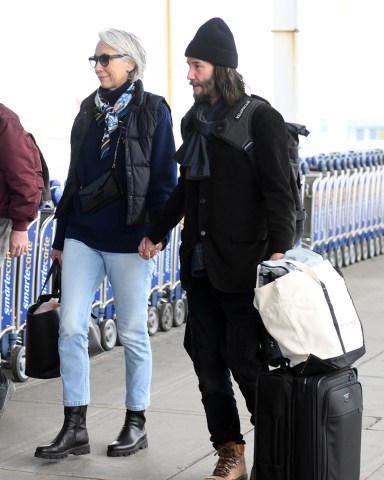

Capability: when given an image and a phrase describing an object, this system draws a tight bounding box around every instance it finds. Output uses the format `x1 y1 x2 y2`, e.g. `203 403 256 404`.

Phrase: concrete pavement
0 255 383 480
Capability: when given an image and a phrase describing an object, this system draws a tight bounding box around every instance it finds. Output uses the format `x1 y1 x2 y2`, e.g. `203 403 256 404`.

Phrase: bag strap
111 134 121 169
255 265 262 289
40 258 61 295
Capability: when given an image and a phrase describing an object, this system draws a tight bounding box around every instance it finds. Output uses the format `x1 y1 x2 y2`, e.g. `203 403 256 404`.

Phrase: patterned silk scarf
95 83 135 160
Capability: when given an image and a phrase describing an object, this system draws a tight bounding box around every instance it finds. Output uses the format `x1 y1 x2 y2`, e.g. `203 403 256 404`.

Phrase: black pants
185 277 267 449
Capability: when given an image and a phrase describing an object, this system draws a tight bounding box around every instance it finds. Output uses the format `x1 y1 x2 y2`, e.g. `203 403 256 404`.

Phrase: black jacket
148 96 296 294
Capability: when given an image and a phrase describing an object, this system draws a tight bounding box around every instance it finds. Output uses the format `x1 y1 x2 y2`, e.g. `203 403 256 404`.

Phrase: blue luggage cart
98 276 118 351
302 171 323 250
0 254 18 379
358 169 370 261
169 223 187 327
377 165 384 253
304 171 330 257
0 215 40 381
147 253 160 336
323 172 338 266
336 171 351 266
13 216 40 381
35 209 56 295
157 239 174 332
347 167 363 262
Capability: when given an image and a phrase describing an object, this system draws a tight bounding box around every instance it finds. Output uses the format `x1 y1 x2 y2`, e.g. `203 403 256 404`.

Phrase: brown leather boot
205 441 247 480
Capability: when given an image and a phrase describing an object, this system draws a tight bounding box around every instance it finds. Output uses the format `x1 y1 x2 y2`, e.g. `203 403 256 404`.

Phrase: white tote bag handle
255 254 365 369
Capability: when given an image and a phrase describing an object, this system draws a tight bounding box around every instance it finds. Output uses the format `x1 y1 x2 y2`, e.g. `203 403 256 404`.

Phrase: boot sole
35 445 90 459
107 438 148 457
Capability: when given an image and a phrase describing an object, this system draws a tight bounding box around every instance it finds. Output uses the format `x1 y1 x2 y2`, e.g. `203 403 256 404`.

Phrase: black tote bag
25 259 61 379
25 260 104 379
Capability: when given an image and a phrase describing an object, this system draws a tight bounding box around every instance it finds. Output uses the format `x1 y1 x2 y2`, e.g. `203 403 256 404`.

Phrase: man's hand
269 252 285 261
138 237 163 260
9 230 28 257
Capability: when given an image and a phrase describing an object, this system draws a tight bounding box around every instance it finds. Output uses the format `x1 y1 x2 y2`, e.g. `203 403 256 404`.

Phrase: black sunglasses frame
88 54 126 68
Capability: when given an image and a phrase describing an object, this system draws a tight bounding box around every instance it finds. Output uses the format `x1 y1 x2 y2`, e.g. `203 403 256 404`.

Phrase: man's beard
191 77 217 104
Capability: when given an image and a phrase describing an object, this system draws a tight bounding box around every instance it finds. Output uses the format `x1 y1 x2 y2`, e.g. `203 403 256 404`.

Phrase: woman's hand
50 248 63 266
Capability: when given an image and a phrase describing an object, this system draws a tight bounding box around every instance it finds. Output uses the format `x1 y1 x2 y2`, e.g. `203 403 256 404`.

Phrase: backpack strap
211 96 264 152
210 94 308 244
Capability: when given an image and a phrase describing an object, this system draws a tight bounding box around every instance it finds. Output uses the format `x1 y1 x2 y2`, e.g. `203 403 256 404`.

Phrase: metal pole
166 0 173 108
272 0 298 121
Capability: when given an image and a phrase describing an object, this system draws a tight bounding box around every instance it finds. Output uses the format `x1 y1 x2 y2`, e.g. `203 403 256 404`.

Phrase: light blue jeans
59 238 155 410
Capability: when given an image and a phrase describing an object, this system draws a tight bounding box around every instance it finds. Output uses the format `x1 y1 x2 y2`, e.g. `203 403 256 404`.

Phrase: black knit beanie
185 17 238 68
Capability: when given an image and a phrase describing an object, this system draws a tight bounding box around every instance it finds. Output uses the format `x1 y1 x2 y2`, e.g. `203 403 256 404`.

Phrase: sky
1 0 383 184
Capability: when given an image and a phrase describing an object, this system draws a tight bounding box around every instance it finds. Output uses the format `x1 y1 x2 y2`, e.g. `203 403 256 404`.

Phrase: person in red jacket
0 103 43 418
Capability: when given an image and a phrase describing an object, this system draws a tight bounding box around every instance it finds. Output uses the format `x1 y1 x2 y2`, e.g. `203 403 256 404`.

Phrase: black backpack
28 133 52 207
212 94 309 245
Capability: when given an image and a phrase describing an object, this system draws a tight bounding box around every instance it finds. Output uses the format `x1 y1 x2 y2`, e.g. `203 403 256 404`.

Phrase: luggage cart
35 208 56 295
0 215 40 381
377 164 384 254
156 239 174 332
365 166 378 258
358 168 370 261
9 216 40 381
372 161 382 256
90 282 105 345
314 172 331 258
169 224 187 327
323 172 338 266
0 254 19 380
302 171 323 251
98 276 118 351
327 169 346 268
147 253 160 336
346 167 363 263
365 155 384 257
336 170 351 266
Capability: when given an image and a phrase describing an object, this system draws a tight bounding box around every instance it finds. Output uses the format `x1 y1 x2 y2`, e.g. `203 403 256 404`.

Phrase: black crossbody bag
79 135 124 214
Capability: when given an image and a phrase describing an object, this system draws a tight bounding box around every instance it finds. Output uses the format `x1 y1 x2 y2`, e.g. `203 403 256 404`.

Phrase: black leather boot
107 409 147 457
35 406 90 459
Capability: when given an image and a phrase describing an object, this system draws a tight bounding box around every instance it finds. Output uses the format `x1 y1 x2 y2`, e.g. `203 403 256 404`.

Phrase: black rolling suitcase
254 367 363 480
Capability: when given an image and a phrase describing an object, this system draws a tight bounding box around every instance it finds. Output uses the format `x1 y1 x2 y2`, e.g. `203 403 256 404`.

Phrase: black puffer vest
55 80 165 226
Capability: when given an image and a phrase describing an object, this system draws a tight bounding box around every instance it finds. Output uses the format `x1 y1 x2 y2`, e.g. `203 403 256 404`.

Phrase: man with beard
139 17 295 480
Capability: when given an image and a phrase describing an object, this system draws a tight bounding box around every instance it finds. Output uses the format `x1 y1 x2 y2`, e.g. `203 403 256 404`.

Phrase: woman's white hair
99 28 146 82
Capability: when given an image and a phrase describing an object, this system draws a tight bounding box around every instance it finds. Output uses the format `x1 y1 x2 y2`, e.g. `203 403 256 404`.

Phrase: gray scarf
174 104 214 179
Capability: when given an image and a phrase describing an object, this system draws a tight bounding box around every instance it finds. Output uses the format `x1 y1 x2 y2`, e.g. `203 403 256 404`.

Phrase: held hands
138 237 163 260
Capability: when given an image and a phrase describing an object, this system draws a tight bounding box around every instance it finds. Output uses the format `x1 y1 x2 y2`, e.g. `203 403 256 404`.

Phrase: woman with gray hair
35 28 177 460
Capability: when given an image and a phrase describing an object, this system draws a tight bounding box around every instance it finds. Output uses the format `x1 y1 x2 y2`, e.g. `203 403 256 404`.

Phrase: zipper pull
302 377 307 393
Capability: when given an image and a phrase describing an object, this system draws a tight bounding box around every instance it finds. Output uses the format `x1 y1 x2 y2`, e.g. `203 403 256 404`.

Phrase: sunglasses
88 54 126 68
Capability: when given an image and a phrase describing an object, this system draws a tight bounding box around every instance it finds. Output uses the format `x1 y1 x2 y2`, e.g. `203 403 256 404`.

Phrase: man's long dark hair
214 66 246 106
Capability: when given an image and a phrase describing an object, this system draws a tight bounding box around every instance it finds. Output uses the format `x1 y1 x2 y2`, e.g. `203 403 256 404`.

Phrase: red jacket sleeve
0 108 43 230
